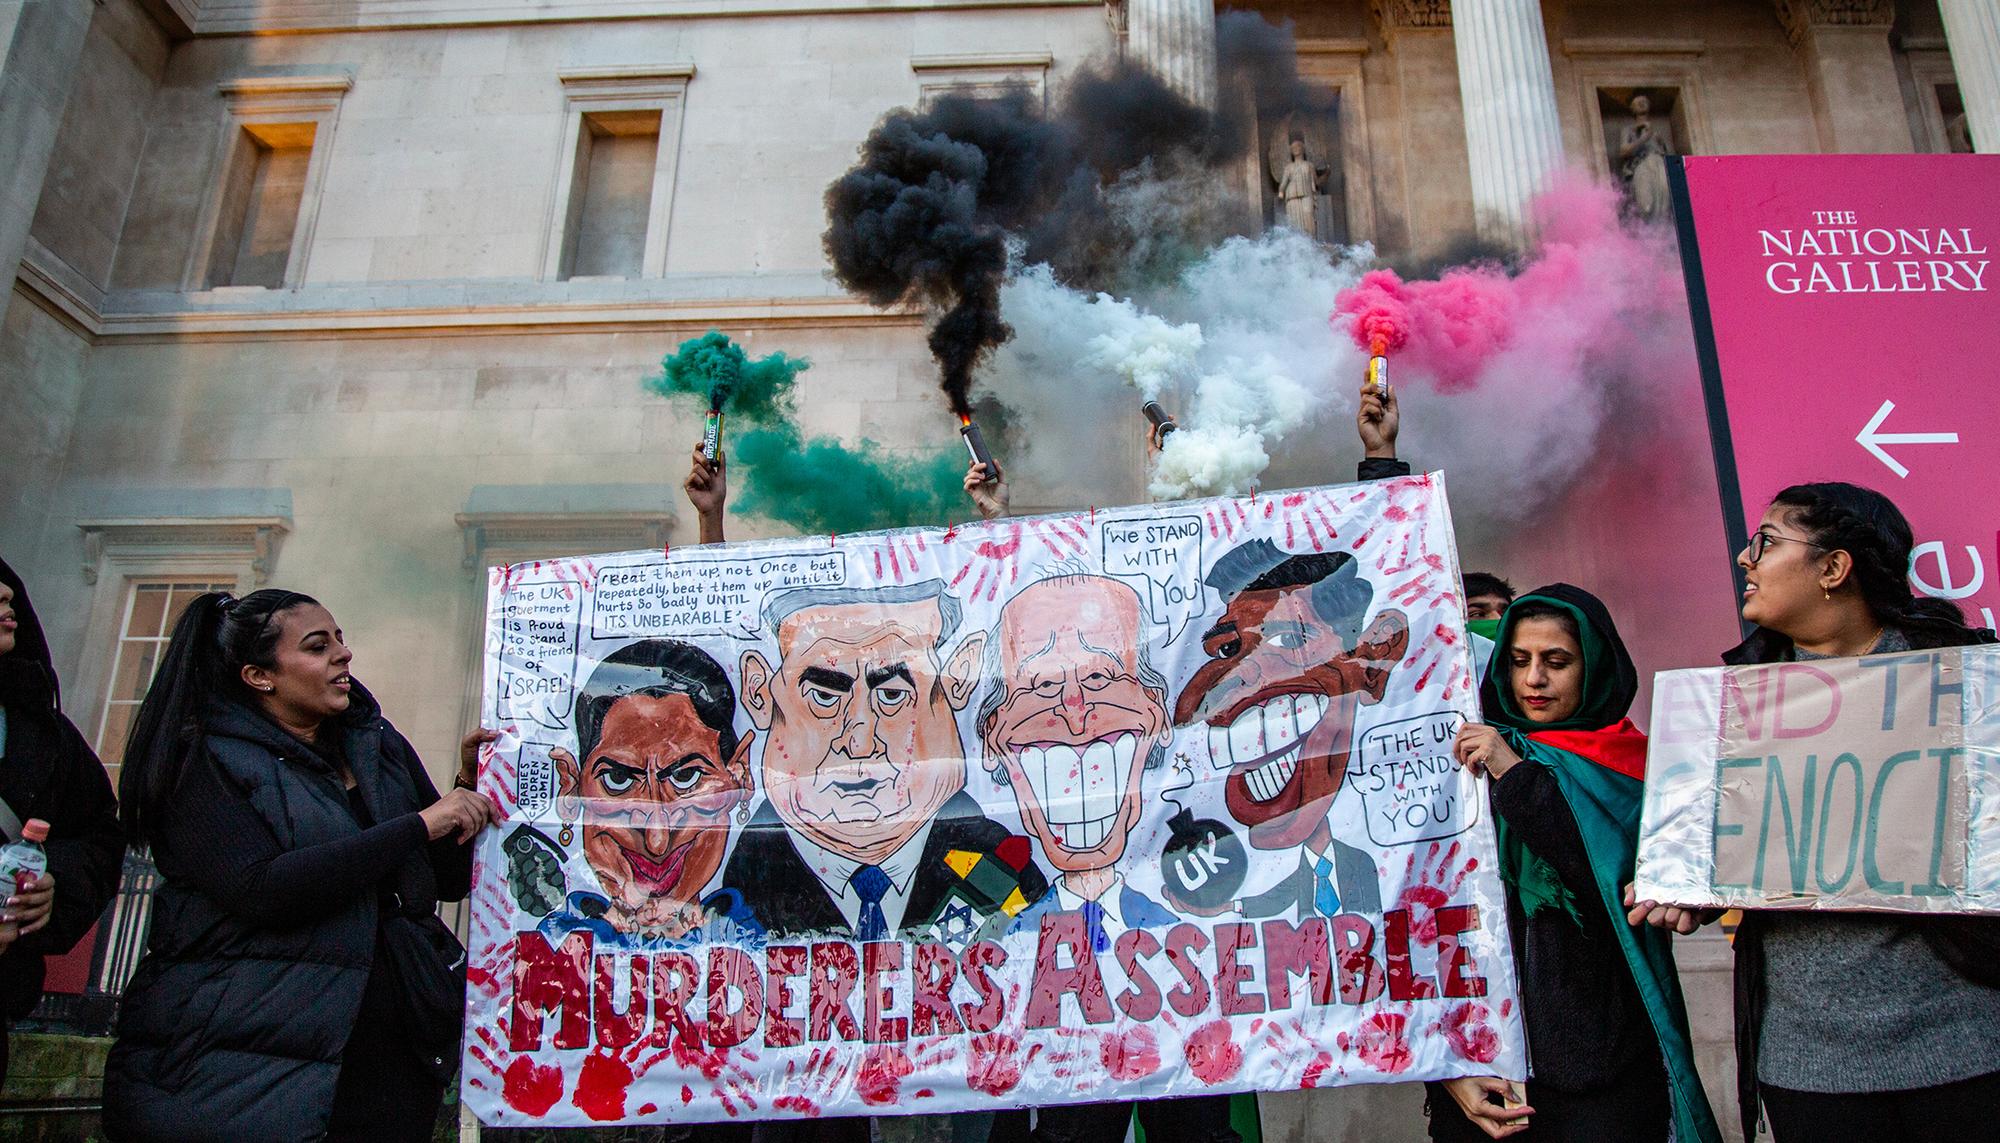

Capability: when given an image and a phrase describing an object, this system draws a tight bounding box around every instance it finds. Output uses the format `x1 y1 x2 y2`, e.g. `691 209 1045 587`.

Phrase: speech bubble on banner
1349 711 1476 847
1099 514 1204 644
493 584 584 732
589 552 848 640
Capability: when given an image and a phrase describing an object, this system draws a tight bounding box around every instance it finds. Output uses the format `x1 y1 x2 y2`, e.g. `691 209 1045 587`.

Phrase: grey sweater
1757 629 2000 1092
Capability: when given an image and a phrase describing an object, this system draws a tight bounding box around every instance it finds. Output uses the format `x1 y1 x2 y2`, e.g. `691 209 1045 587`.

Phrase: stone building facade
0 0 1994 1137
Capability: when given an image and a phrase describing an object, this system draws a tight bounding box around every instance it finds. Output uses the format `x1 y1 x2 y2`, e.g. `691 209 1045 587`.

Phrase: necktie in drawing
1315 854 1342 918
851 864 891 942
1081 899 1109 954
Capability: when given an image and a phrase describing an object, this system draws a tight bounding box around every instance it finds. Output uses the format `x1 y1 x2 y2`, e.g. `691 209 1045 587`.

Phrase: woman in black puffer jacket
104 589 496 1142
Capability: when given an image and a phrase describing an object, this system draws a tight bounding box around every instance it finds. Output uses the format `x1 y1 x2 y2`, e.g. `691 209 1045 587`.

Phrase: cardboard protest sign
462 474 1526 1127
1635 645 2000 914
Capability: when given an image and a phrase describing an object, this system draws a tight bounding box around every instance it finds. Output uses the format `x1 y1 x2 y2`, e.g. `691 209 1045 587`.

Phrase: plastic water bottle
0 819 51 899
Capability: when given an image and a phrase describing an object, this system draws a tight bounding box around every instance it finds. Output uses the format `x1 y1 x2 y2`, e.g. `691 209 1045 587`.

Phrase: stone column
1774 0 1910 152
1125 0 1217 109
1369 1 1476 257
1940 0 2000 152
1449 0 1566 246
0 0 91 292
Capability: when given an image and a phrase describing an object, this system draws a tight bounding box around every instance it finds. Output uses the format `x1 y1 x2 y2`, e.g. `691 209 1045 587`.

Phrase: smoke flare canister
701 406 725 461
1366 335 1391 397
960 416 1000 482
1142 400 1178 439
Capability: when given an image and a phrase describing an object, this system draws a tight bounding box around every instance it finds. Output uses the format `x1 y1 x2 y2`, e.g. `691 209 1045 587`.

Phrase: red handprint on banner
1398 840 1478 946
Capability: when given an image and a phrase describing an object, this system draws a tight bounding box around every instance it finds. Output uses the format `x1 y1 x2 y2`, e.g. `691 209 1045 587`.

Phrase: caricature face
981 578 1167 875
554 692 753 934
741 598 984 866
1174 584 1408 851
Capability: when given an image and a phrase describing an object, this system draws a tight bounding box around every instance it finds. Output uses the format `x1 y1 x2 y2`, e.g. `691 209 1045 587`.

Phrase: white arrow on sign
1856 399 1959 479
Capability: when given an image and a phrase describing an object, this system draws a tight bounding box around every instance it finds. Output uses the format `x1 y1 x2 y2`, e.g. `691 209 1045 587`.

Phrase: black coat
721 790 1046 940
103 687 470 1142
0 558 124 1021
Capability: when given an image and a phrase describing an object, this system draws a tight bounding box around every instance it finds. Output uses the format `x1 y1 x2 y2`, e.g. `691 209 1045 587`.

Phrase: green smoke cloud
645 330 805 424
732 420 965 535
643 330 967 534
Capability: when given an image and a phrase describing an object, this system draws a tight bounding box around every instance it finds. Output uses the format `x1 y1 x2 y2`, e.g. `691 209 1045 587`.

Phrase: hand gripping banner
463 474 1526 1126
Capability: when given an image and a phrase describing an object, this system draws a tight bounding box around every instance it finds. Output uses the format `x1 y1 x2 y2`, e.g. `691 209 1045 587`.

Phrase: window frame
539 65 696 282
182 74 352 292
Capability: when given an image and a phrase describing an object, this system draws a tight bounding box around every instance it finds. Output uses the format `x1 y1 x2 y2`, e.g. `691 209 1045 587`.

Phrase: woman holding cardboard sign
1631 481 2000 1143
1434 585 1719 1143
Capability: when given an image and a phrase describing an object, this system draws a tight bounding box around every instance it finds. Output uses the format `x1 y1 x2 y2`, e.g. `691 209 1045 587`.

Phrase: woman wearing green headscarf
1426 584 1719 1143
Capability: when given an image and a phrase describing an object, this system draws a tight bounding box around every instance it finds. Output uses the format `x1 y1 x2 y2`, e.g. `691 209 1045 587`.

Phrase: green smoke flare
643 331 967 534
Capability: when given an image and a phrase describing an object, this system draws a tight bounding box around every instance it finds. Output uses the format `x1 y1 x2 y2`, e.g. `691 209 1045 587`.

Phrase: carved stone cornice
1774 0 1894 47
77 518 289 584
1370 0 1450 36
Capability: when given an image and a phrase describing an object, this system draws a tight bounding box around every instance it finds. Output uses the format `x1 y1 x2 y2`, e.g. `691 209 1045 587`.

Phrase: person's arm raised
1356 376 1410 481
686 440 727 544
965 460 1010 521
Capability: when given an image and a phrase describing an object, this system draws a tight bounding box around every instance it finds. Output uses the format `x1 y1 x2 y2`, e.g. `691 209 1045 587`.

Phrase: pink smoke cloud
1331 179 1679 396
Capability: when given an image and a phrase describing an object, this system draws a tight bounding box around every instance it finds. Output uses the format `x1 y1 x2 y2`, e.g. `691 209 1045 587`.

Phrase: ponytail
119 588 318 845
1771 482 1996 650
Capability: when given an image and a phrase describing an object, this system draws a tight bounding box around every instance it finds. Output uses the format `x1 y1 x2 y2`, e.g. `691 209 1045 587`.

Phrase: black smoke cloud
822 13 1325 417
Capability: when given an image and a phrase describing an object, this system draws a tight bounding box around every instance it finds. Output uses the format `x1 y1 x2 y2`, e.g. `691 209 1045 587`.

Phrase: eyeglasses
1741 530 1827 566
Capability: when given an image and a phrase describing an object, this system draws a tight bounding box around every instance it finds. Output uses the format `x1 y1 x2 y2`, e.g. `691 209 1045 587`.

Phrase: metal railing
23 850 156 1037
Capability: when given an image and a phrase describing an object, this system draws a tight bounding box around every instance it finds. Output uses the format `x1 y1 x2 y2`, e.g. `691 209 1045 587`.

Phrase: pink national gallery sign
1671 153 2000 629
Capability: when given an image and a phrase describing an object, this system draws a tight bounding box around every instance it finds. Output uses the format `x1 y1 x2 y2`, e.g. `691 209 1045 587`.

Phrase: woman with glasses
1630 481 2000 1143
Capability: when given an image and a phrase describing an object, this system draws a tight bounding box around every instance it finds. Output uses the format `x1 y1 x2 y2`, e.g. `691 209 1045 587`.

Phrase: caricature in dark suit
721 581 1044 947
1174 541 1409 920
974 570 1176 948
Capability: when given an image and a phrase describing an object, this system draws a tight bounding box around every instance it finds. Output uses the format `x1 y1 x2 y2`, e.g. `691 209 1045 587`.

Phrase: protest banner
461 474 1526 1126
1669 153 2000 631
1634 645 2000 914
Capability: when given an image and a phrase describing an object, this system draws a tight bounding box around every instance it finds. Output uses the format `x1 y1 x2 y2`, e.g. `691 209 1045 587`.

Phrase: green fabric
1483 596 1624 734
1502 729 1723 1143
1500 823 1580 925
1466 617 1502 642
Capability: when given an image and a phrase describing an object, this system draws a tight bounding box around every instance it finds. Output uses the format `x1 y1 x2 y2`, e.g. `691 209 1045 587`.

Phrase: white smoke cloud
984 228 1372 502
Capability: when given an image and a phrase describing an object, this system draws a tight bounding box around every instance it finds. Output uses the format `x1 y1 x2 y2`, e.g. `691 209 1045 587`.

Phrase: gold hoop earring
558 823 573 847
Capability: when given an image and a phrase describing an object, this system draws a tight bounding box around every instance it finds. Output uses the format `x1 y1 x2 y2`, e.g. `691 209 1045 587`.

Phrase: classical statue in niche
1271 134 1329 238
1618 94 1674 223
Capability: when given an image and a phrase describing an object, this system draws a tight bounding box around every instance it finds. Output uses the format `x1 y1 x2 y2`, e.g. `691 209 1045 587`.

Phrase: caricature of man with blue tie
977 570 1177 951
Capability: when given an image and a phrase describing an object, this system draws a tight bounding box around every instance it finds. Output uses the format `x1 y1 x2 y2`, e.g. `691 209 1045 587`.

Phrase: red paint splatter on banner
775 1095 823 1117
573 1052 634 1121
1434 1002 1501 1064
1184 1020 1243 1085
681 1085 695 1105
1500 999 1514 1018
672 1035 731 1081
638 1103 658 1116
502 1057 563 1116
1399 842 1476 946
1101 1026 1163 1080
1299 1051 1336 1088
966 1032 1023 1097
857 1045 914 1106
1351 1013 1413 1074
